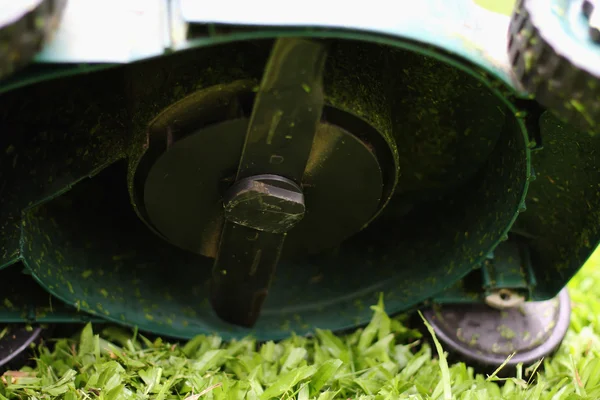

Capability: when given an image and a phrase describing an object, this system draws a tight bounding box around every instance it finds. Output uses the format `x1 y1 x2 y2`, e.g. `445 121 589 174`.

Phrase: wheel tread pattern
508 0 600 133
0 0 67 81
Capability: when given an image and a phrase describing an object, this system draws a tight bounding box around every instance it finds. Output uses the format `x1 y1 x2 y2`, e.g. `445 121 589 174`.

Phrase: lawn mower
0 0 598 372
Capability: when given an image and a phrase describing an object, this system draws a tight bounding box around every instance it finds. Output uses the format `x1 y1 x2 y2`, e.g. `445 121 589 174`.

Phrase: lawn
1 249 599 399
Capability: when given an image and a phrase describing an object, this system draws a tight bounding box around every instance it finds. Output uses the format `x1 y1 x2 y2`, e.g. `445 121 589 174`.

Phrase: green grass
1 251 599 399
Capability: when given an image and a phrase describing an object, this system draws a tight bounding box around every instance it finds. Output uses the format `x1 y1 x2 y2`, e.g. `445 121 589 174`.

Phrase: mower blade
236 37 328 181
210 221 285 327
209 37 327 327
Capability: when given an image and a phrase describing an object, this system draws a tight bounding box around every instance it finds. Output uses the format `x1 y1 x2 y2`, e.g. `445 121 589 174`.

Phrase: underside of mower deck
0 0 599 371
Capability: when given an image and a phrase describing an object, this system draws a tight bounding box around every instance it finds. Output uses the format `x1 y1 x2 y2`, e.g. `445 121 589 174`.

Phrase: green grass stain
498 324 516 339
469 333 480 346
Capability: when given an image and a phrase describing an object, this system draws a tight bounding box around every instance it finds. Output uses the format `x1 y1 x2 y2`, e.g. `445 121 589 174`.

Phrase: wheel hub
422 288 571 373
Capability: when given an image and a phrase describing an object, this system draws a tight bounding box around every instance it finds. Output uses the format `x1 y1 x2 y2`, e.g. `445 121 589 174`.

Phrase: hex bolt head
223 174 305 234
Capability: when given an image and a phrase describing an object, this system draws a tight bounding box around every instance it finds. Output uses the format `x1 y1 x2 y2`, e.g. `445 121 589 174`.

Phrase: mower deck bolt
223 174 305 234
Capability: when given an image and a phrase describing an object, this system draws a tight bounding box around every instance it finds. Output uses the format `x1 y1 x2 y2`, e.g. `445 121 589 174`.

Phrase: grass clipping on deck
2 255 600 399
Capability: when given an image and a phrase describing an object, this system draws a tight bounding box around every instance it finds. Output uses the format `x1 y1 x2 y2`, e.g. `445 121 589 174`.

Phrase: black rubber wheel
508 0 600 134
0 324 45 373
0 0 68 81
420 288 571 376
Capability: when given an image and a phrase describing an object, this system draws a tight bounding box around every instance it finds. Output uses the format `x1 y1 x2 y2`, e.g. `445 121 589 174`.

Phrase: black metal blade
210 38 328 327
210 222 285 327
236 38 328 181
